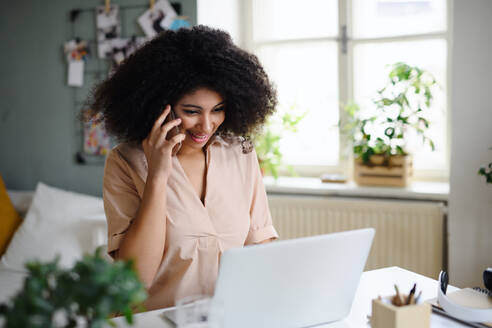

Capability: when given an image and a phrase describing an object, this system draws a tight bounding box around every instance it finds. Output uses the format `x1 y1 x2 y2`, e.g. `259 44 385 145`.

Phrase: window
199 0 450 180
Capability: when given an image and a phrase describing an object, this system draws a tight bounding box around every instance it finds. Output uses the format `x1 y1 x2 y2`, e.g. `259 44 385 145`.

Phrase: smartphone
163 108 182 156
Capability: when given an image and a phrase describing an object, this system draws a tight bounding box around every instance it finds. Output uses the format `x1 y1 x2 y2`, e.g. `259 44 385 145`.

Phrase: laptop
162 228 374 328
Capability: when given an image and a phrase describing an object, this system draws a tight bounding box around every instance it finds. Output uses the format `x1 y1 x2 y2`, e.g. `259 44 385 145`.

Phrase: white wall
449 0 492 287
197 0 241 45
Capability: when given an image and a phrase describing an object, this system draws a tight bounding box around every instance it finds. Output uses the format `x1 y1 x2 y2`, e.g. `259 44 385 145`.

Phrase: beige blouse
103 136 278 311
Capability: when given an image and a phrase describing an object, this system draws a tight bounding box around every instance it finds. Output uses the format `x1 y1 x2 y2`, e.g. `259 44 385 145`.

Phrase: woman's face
173 87 226 152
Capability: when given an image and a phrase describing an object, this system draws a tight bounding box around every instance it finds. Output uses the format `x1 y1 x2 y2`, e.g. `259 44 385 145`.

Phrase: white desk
110 266 464 327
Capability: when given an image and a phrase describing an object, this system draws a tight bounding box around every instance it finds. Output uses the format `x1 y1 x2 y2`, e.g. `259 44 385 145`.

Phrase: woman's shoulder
108 142 144 159
211 134 258 174
211 133 255 156
106 142 146 174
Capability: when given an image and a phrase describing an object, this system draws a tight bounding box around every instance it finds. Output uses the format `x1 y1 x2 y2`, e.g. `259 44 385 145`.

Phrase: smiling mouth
188 131 209 143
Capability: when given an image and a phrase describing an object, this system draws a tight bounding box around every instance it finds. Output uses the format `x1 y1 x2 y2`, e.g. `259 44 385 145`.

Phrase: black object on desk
484 268 492 293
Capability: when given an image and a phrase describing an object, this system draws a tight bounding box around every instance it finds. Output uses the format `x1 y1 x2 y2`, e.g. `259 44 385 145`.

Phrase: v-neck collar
173 147 212 208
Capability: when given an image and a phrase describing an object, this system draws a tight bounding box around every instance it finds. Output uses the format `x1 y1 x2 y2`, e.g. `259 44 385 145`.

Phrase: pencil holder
371 296 430 328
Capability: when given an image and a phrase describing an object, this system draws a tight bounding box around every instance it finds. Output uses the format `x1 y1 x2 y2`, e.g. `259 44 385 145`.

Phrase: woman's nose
200 114 213 133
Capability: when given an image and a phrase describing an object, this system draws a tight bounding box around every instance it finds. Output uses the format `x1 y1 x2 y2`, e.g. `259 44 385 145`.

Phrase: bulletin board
67 2 184 165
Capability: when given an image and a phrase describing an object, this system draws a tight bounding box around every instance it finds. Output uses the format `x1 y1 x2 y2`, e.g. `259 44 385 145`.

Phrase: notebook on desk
162 228 375 328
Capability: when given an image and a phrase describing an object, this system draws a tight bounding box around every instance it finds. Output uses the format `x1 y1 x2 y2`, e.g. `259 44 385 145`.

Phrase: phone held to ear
164 108 182 156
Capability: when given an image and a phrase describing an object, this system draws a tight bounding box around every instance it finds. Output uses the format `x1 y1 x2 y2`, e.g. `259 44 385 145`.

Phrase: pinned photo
82 111 112 156
64 39 89 62
110 36 147 66
169 18 191 31
96 5 121 58
138 0 177 37
64 39 89 87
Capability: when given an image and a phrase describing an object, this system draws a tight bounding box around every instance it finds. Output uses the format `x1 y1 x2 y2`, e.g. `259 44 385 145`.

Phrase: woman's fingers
154 118 182 149
170 134 185 156
141 138 152 165
148 105 171 145
160 117 182 135
169 133 186 148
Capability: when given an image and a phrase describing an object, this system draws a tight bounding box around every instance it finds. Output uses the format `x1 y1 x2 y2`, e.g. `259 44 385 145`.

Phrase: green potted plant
478 149 492 184
0 248 147 328
341 62 438 186
254 105 306 179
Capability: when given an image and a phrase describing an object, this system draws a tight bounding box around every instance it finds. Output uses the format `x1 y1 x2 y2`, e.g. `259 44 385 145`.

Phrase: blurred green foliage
0 248 146 328
254 105 306 179
341 62 438 165
478 155 492 184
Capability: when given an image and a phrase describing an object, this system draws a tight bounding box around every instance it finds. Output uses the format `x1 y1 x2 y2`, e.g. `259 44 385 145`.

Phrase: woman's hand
142 105 185 182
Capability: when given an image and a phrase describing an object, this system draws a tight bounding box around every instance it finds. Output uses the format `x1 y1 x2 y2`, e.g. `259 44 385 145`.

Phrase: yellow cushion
0 176 22 256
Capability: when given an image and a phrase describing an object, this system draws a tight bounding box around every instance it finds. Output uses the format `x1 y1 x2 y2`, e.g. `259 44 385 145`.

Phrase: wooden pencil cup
371 297 431 328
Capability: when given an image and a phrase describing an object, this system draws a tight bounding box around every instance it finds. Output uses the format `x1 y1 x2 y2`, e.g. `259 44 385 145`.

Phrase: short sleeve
244 149 279 245
103 149 141 258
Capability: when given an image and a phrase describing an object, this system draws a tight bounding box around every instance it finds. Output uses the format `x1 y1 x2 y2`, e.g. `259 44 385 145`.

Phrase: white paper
96 5 121 58
112 51 125 65
96 5 119 29
109 37 148 66
138 0 177 37
97 41 113 59
68 60 84 87
63 40 77 58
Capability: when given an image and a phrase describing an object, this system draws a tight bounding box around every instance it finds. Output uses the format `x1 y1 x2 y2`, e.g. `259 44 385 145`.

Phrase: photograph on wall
63 39 89 87
110 36 147 66
82 111 112 156
64 39 89 62
169 18 191 30
96 5 121 59
138 0 177 37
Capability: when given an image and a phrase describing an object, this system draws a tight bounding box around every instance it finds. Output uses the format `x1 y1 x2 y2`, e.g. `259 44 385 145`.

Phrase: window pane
197 0 241 44
253 0 338 42
352 0 447 38
256 42 339 166
353 39 447 171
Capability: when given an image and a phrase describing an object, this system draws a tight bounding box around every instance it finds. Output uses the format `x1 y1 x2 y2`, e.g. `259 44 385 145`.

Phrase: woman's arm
116 177 169 288
245 148 279 245
116 105 185 288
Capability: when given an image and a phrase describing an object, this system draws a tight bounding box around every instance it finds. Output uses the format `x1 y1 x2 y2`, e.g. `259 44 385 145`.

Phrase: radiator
268 195 445 278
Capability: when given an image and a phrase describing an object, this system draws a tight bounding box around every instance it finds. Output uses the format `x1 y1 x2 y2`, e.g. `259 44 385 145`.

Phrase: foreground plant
0 248 147 328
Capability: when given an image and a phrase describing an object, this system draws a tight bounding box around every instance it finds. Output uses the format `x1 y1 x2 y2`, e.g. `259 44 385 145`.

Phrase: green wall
0 0 197 196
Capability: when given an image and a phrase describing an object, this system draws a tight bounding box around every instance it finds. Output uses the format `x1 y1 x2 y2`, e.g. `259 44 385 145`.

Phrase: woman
89 26 279 311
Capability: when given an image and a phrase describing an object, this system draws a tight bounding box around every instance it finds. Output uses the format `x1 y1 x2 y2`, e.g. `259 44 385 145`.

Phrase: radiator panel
268 195 444 278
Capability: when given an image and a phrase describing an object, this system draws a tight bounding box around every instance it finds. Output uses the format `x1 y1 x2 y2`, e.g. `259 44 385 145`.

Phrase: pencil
394 284 404 306
407 283 417 305
414 291 422 304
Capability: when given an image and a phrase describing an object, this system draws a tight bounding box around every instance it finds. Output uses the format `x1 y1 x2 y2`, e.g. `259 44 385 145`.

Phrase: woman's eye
184 110 199 115
214 107 225 112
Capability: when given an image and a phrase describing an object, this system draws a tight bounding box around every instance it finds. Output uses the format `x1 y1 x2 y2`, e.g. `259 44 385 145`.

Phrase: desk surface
110 266 463 327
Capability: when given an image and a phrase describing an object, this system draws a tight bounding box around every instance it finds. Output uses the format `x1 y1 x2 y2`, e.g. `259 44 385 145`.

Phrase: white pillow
7 190 34 218
1 182 107 271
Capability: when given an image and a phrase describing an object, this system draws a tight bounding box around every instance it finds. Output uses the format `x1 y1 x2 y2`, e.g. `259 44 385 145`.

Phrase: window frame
241 0 452 181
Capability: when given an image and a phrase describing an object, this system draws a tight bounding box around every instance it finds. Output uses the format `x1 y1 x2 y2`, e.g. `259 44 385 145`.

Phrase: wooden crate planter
354 155 413 187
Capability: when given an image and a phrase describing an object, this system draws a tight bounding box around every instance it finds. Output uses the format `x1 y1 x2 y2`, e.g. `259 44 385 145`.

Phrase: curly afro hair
87 25 277 145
